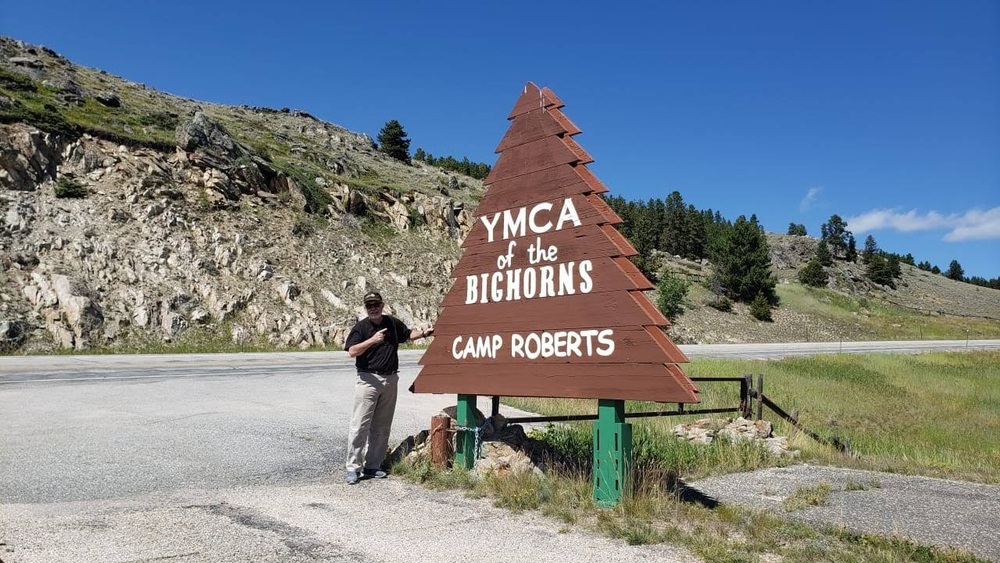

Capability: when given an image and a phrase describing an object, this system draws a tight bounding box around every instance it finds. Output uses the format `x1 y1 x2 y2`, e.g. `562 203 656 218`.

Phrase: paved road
2 342 998 562
691 465 1000 562
0 350 692 563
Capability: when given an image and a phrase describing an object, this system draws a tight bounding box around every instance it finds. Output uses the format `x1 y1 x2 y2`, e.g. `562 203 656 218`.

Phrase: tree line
605 192 779 321
376 119 491 180
789 220 999 290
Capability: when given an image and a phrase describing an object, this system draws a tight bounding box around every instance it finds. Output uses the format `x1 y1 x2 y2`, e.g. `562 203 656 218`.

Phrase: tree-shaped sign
412 82 698 405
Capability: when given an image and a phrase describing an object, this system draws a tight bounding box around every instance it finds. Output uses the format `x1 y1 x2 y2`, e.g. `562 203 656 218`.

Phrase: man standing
344 291 434 485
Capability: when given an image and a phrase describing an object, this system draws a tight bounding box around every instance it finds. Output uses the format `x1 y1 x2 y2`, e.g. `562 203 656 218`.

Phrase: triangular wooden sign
411 82 698 403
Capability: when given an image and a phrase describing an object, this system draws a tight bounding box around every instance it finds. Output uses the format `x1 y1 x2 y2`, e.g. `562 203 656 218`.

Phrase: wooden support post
756 373 764 421
455 394 478 469
739 374 750 418
429 414 452 468
593 399 632 507
491 395 501 418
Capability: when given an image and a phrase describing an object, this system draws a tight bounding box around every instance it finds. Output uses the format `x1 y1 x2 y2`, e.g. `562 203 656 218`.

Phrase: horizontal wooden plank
410 364 700 403
587 193 623 224
548 107 581 136
419 326 689 365
453 226 634 277
600 224 639 256
540 87 565 109
485 136 580 184
495 108 571 153
464 195 616 249
474 165 607 218
562 135 594 165
442 256 653 307
433 290 664 332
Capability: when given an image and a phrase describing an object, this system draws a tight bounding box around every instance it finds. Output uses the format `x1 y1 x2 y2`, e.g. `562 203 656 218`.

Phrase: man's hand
371 328 387 344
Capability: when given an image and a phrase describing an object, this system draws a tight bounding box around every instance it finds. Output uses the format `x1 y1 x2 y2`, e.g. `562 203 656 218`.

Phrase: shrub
54 177 87 198
749 292 773 321
706 295 733 312
797 258 828 287
656 271 689 321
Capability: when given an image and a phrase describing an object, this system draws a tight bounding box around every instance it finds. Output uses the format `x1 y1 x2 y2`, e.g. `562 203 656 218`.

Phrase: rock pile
673 417 800 458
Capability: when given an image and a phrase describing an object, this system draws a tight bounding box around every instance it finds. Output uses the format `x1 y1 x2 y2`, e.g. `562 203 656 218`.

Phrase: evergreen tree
945 260 965 281
866 254 897 289
376 119 411 163
787 223 807 236
684 204 708 259
661 191 686 256
917 260 932 271
846 233 857 262
413 147 426 161
820 214 851 259
862 235 879 265
931 265 941 275
749 292 773 321
798 257 828 287
711 215 779 306
816 239 833 266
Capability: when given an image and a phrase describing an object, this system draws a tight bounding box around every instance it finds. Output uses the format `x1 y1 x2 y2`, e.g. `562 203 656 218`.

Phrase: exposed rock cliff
0 37 482 352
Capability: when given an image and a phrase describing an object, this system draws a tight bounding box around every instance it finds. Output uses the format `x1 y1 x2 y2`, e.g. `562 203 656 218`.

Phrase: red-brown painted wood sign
411 82 699 403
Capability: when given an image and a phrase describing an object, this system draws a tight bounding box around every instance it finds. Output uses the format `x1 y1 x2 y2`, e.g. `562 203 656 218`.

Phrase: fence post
756 373 764 421
430 414 451 468
739 374 750 418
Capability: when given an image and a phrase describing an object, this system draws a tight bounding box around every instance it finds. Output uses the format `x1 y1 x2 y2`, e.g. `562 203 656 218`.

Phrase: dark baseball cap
362 291 383 305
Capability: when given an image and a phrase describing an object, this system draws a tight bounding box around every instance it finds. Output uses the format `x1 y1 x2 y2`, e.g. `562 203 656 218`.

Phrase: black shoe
363 468 388 479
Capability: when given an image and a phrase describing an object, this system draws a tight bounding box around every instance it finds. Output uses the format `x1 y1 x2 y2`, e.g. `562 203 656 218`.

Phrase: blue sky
3 1 998 278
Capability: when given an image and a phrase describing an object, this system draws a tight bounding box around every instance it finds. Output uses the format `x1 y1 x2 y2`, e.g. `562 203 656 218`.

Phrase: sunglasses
365 302 383 309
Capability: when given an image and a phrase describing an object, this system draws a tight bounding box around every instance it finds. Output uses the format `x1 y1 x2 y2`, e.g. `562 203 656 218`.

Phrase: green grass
510 351 1000 484
391 351 996 561
777 284 1000 340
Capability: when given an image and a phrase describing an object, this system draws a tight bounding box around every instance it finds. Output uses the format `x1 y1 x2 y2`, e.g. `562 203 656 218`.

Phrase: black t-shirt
344 315 411 373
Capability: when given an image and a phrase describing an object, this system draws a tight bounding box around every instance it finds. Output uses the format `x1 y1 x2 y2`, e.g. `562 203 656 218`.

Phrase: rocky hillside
2 36 997 353
0 37 482 352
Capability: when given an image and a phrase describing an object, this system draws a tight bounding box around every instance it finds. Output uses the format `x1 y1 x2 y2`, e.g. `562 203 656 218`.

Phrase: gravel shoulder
689 464 1000 561
0 479 695 563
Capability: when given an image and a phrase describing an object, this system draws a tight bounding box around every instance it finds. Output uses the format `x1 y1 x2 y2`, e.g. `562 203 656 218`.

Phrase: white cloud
799 186 822 212
846 207 1000 241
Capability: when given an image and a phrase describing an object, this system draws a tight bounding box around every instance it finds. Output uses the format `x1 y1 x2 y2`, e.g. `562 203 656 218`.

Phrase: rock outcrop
0 36 483 352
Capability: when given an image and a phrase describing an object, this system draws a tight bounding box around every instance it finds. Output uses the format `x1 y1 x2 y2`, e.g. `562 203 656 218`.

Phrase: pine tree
820 214 851 259
749 292 773 321
711 215 778 306
798 258 828 287
862 235 879 265
413 147 426 161
945 260 965 281
816 239 833 267
376 119 411 163
787 223 807 236
846 233 857 262
866 254 897 288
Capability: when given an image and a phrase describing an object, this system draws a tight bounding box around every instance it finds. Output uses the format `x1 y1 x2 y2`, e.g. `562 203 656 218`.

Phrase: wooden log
429 414 452 468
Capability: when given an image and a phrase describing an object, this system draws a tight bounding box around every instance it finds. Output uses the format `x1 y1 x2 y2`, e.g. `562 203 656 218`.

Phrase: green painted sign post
455 394 478 469
593 399 632 506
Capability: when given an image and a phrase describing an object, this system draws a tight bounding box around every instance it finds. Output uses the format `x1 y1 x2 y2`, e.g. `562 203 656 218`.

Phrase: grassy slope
508 350 1000 484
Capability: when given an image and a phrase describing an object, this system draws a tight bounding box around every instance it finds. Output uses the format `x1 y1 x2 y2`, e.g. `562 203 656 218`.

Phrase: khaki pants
345 371 398 473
